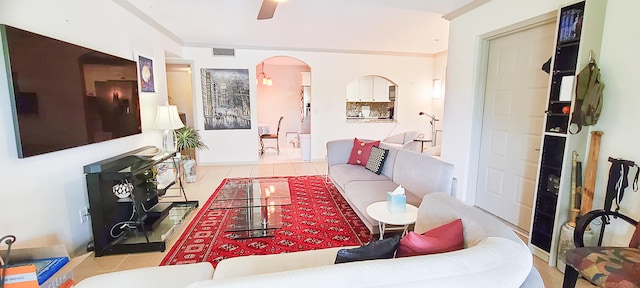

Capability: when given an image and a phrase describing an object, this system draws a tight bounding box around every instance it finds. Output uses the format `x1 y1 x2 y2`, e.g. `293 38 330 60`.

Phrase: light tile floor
72 147 593 287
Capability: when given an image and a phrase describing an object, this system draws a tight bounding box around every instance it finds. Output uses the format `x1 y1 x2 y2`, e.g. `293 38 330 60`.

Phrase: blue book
8 257 69 285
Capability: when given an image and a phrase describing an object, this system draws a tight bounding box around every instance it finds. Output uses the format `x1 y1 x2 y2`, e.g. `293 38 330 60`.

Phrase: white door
475 21 555 232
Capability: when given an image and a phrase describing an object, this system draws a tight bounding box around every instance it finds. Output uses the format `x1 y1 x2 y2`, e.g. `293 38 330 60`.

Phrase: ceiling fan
257 0 285 20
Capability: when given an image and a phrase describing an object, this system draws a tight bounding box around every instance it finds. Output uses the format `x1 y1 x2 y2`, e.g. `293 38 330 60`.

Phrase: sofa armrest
189 238 531 288
213 247 351 280
326 139 355 166
74 262 214 288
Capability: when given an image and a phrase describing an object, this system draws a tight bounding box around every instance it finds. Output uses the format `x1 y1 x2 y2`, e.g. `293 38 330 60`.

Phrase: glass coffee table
209 178 291 239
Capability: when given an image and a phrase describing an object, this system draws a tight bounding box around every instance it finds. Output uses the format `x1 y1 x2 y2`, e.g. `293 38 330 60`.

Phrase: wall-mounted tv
1 25 141 158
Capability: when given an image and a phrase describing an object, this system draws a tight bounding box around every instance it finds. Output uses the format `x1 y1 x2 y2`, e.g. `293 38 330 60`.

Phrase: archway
256 56 311 162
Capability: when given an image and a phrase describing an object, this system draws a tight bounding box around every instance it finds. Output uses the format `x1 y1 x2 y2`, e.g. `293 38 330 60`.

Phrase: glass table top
209 178 291 209
209 178 291 239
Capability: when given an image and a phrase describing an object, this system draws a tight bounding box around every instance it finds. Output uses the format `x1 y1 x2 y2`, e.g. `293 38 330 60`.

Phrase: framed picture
136 54 156 93
200 68 251 130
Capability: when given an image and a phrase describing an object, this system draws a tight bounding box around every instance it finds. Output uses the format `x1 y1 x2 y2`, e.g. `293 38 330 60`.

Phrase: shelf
85 147 194 257
544 132 569 137
540 164 562 172
550 100 571 105
557 39 580 47
553 70 577 75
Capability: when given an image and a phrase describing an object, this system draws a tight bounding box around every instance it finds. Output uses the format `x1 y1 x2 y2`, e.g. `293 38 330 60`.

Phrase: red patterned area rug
160 175 371 267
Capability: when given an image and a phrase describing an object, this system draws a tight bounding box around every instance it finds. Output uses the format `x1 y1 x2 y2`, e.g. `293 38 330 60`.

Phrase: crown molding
443 0 493 20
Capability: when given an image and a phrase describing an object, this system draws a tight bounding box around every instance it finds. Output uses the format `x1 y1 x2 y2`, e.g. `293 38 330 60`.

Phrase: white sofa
73 193 543 288
326 139 455 234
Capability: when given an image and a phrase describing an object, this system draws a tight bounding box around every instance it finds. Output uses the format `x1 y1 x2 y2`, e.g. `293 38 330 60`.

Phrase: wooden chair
563 209 640 287
260 116 283 154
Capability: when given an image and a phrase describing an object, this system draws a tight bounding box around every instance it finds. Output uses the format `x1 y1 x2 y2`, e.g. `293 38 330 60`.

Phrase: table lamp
154 105 184 152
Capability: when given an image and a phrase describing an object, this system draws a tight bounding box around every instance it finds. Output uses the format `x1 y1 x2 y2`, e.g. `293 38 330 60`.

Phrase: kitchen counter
346 117 396 123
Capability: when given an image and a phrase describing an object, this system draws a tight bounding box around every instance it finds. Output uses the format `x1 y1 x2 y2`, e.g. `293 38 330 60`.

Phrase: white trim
183 42 436 58
443 0 493 20
113 0 184 45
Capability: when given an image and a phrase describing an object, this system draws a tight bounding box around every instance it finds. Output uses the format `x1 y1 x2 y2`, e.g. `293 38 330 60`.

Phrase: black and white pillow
365 146 389 175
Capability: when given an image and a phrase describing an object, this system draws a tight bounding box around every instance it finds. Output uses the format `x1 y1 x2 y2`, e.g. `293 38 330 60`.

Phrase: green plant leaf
175 126 208 157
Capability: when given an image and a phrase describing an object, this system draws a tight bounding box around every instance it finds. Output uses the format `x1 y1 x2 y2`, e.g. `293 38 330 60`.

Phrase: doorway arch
255 56 311 162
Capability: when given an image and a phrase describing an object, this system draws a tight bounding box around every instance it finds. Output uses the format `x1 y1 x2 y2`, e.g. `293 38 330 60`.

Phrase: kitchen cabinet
346 76 391 102
358 76 374 101
346 81 359 102
373 76 391 102
528 0 606 266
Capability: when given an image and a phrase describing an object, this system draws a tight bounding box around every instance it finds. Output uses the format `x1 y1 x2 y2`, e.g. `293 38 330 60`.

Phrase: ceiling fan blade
257 0 278 20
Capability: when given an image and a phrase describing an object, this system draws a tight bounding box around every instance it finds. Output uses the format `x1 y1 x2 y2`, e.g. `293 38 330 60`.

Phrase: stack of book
2 257 69 287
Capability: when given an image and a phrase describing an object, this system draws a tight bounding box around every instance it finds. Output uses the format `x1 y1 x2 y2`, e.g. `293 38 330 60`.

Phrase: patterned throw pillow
347 138 380 166
365 146 389 174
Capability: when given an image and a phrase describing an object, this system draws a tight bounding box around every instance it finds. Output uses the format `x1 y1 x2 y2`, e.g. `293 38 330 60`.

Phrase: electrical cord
109 202 138 238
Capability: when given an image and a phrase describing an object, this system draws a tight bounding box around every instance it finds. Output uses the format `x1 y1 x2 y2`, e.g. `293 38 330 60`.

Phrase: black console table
84 146 198 256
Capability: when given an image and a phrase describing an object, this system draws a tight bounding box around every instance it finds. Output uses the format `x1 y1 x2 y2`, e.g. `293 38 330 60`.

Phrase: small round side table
366 201 418 240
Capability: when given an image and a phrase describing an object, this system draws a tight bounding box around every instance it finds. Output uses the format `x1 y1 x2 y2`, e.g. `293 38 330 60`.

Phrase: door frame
466 12 557 208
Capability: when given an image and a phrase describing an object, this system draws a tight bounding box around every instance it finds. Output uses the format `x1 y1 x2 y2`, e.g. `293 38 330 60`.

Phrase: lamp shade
154 105 184 130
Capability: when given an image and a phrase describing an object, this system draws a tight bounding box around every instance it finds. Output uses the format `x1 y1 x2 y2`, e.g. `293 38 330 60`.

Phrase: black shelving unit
529 0 607 266
84 146 198 256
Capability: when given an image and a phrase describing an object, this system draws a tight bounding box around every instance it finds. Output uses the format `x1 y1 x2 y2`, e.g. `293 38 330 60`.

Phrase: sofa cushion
329 164 390 193
365 146 389 174
347 138 380 166
335 235 401 264
396 219 464 257
392 150 454 199
377 142 399 179
415 193 523 248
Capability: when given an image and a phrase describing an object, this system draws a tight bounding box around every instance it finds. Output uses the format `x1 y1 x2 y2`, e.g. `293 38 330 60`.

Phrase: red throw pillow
396 219 464 257
347 138 380 166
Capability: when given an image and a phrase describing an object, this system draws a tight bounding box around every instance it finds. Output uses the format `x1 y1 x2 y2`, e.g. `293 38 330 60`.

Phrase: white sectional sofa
74 193 543 288
326 138 455 233
73 138 544 287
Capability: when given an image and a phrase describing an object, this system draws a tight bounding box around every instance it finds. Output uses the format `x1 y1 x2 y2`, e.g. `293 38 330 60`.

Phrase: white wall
444 0 640 227
0 0 180 255
184 48 436 164
593 0 640 242
431 52 447 146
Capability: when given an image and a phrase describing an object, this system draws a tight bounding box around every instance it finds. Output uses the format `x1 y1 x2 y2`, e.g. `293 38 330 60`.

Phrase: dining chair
260 116 283 154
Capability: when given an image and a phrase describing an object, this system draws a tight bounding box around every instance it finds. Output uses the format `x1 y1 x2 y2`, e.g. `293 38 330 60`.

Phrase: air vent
212 48 235 56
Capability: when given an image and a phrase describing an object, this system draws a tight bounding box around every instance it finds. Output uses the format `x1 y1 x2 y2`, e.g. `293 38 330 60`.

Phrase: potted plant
174 126 208 183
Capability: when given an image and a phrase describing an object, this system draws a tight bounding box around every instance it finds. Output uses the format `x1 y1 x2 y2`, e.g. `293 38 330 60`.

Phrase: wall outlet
79 207 90 224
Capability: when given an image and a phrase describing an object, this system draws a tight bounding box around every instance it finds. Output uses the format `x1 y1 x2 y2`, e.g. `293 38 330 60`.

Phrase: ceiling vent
212 48 235 57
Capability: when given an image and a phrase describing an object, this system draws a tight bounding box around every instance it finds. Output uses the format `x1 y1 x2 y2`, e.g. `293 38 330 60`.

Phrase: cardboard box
1 245 81 288
1 264 39 287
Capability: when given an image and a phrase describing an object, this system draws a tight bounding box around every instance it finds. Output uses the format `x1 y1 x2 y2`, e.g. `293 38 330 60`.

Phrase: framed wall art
200 68 251 130
136 54 156 93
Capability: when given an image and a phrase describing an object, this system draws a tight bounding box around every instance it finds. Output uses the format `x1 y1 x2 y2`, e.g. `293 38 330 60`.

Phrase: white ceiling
121 0 474 56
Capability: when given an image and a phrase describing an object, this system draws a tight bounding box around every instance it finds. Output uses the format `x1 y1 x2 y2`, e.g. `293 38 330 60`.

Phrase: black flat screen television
1 25 142 158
